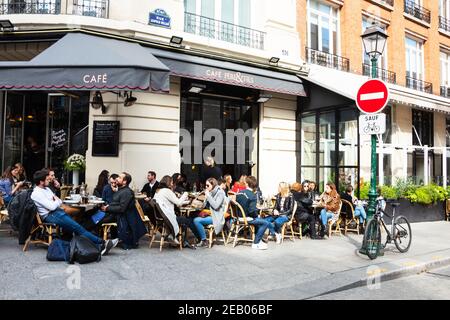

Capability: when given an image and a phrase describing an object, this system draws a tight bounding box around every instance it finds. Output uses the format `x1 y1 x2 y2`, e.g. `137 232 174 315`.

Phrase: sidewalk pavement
1 220 450 300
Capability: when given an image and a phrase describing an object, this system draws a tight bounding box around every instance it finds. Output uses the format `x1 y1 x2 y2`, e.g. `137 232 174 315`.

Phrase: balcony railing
404 0 431 24
184 12 265 50
72 0 108 18
0 0 108 18
440 86 450 98
362 64 396 84
305 47 350 72
0 0 61 15
406 75 432 94
439 16 450 32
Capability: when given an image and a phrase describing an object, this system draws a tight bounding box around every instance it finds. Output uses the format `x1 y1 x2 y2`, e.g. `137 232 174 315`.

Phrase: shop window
301 114 316 166
412 109 433 146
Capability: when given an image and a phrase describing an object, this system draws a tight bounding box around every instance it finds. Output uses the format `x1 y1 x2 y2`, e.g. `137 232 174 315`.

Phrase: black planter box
383 199 445 223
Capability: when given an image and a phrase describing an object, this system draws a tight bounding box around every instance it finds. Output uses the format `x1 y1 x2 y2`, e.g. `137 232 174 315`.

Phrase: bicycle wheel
393 215 412 253
363 218 381 260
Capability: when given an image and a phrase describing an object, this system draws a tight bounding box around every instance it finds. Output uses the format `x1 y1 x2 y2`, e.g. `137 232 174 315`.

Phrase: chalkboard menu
92 121 120 157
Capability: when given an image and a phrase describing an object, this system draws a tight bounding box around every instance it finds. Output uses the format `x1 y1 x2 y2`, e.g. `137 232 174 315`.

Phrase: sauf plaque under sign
359 113 386 135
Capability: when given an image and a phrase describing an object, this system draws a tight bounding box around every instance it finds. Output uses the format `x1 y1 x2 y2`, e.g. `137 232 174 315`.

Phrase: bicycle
363 123 380 134
363 200 412 260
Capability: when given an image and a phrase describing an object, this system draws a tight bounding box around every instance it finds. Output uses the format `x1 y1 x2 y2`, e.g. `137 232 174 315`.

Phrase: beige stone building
296 0 450 191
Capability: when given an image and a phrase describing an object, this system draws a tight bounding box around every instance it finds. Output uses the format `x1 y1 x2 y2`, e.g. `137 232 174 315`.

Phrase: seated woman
318 182 341 238
340 185 367 228
93 170 109 198
190 178 226 248
265 182 294 244
231 175 247 193
291 182 317 239
153 175 196 249
0 166 25 205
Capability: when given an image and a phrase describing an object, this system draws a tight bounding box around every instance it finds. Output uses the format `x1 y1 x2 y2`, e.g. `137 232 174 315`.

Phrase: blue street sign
149 9 171 28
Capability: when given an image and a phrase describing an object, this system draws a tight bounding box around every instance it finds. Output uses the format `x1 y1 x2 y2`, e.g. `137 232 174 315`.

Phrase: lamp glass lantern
361 25 388 59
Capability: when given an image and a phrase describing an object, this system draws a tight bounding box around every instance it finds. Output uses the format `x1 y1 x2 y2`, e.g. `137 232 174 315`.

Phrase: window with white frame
362 17 387 69
307 0 339 54
441 51 450 87
405 36 424 80
440 0 450 19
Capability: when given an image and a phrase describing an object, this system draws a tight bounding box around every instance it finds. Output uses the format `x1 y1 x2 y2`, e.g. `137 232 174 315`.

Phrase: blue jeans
190 216 213 241
265 215 289 234
320 209 334 226
248 218 269 244
44 208 103 246
354 206 367 224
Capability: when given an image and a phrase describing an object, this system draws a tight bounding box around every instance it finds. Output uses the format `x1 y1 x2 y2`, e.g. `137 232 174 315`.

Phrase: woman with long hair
190 177 227 248
318 182 341 238
265 182 294 244
0 166 25 205
93 170 109 198
153 175 196 249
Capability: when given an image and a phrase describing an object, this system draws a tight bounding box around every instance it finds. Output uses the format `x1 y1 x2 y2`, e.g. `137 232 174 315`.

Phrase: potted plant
64 154 86 186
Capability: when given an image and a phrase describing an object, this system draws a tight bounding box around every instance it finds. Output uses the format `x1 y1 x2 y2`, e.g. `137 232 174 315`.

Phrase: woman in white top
153 175 195 249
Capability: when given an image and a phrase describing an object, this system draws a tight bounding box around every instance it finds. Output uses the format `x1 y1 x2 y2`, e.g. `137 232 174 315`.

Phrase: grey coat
204 186 227 234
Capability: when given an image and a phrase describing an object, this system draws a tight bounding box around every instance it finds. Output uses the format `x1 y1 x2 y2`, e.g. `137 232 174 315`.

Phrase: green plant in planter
405 184 448 205
393 177 418 199
380 185 397 199
360 182 369 200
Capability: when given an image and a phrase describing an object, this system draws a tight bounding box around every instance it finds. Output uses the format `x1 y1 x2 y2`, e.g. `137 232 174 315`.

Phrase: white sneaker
275 233 282 244
252 241 268 250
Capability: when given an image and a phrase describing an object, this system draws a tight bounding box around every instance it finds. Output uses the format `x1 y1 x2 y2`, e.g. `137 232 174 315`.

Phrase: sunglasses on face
206 184 211 187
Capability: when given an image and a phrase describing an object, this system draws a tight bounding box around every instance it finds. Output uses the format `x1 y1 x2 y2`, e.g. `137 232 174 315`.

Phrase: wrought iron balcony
0 0 108 18
72 0 108 18
305 47 350 72
362 64 396 84
439 16 450 33
0 0 61 15
404 0 430 24
440 86 450 98
184 12 265 50
406 75 432 94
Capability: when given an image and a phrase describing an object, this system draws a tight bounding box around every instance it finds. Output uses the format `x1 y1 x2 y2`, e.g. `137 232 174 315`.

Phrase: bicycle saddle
390 202 400 207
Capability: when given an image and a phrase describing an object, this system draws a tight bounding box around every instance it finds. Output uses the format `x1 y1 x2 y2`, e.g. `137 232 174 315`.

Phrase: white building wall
85 78 181 192
259 92 298 196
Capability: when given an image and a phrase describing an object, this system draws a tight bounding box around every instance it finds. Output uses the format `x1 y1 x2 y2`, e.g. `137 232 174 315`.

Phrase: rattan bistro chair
280 201 298 243
226 199 255 248
340 199 360 235
148 199 182 251
445 199 450 221
23 213 60 251
204 201 230 248
135 199 153 239
327 201 343 237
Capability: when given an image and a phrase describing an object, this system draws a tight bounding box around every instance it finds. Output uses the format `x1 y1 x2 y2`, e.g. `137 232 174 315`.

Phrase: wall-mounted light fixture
170 35 183 47
124 91 137 107
257 94 272 103
188 83 206 94
0 20 14 32
90 91 108 114
269 57 280 66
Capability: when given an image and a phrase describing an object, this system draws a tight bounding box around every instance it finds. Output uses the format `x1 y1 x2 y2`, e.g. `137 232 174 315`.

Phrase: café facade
0 30 308 195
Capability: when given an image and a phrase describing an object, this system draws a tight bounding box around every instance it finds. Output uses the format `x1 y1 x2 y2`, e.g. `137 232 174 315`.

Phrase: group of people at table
1 161 369 253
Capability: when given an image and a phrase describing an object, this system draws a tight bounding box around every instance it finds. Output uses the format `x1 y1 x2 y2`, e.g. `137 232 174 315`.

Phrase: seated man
236 176 270 250
31 169 118 255
102 173 119 205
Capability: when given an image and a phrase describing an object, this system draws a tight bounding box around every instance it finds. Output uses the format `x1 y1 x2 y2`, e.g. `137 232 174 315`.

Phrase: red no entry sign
356 79 389 114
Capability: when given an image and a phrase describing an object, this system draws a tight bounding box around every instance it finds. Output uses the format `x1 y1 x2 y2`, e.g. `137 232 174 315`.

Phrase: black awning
0 33 170 91
147 47 306 97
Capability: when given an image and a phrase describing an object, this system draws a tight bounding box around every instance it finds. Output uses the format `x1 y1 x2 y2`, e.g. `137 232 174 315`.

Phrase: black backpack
69 235 101 264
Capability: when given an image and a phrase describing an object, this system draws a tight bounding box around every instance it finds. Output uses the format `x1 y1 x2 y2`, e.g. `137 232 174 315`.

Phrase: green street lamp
359 24 388 255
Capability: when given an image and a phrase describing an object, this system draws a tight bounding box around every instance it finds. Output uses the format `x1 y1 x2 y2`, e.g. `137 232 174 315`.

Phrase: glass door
47 94 71 179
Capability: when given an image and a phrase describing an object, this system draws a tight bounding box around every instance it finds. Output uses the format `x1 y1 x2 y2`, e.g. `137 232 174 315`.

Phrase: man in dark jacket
236 176 270 250
8 189 36 244
141 171 159 199
200 156 222 185
101 172 147 250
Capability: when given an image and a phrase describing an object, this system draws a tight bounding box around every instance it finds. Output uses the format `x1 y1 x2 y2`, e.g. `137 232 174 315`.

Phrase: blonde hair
279 182 290 197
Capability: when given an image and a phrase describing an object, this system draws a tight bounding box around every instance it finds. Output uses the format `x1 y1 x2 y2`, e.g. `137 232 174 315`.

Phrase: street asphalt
1 220 450 300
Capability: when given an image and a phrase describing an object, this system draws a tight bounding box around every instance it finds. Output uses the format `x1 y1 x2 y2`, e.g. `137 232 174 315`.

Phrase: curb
314 255 450 297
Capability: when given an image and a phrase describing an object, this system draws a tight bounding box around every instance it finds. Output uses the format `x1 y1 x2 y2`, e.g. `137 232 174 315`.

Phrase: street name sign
356 79 389 114
359 113 386 135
